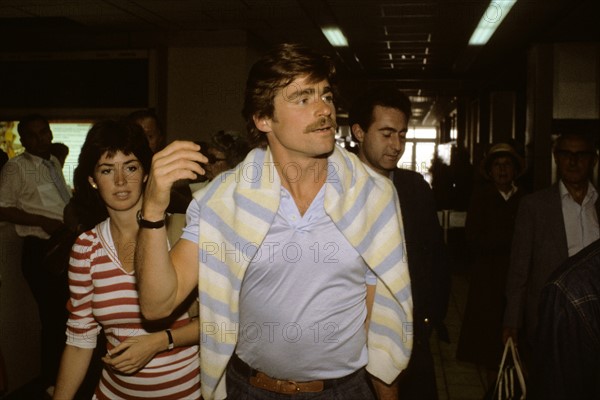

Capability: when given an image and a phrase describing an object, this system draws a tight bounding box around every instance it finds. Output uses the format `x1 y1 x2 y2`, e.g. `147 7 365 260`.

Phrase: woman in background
456 142 526 390
189 130 250 193
53 120 200 400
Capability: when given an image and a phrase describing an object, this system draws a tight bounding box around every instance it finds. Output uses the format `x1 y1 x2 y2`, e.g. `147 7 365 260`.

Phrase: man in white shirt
503 132 599 363
0 114 71 394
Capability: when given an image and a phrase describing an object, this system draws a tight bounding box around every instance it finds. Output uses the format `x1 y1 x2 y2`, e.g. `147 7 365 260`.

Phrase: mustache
304 117 337 133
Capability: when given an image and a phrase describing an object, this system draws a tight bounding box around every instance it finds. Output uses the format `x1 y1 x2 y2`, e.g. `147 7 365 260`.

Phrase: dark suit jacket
504 183 600 343
392 169 449 399
393 169 450 338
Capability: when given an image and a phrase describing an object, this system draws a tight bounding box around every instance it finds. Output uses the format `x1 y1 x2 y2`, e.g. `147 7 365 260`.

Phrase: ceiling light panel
468 0 517 45
322 27 349 47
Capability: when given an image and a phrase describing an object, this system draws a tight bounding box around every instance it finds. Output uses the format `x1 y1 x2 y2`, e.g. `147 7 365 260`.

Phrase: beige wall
165 46 253 143
553 43 600 119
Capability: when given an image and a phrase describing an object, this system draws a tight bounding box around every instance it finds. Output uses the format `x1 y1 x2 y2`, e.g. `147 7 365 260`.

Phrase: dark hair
71 120 153 229
127 108 161 127
51 142 69 159
195 132 250 170
553 132 597 152
127 108 166 151
211 130 250 168
242 43 337 149
348 86 412 141
17 114 50 138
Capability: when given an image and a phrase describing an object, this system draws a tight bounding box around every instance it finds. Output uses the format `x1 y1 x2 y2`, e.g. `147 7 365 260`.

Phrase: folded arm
0 206 63 234
102 317 200 374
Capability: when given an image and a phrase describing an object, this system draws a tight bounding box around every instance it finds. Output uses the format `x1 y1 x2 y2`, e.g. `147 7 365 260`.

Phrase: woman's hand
101 332 167 375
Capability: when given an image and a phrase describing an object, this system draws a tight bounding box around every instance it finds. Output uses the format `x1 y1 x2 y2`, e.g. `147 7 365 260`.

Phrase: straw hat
481 143 526 179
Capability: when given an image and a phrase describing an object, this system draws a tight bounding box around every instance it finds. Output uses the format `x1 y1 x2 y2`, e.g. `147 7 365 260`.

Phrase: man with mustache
135 44 413 400
350 86 449 400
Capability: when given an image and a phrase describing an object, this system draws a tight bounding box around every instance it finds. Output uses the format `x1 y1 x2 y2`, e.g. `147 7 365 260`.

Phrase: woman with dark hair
188 131 251 194
53 120 200 400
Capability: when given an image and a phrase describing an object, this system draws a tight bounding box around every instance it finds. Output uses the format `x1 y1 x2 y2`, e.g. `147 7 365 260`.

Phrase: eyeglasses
555 149 597 161
212 130 239 151
205 153 227 164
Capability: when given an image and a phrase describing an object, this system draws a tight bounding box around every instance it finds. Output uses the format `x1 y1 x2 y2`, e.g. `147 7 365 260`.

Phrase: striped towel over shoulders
195 145 413 400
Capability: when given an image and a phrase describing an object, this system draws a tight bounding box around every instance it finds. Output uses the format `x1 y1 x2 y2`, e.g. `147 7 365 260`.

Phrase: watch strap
165 329 174 350
136 209 166 229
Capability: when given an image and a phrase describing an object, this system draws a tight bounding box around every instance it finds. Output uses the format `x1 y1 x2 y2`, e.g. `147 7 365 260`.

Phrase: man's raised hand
142 140 207 219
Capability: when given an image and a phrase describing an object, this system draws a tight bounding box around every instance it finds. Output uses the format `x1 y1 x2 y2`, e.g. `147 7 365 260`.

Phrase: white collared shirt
560 180 600 256
0 152 70 238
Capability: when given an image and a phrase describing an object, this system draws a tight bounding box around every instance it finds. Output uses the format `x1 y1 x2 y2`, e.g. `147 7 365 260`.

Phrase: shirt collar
559 180 598 203
498 182 518 201
23 151 46 166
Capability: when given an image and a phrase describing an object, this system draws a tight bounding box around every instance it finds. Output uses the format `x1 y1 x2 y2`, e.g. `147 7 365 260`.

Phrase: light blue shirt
182 183 376 380
560 180 600 257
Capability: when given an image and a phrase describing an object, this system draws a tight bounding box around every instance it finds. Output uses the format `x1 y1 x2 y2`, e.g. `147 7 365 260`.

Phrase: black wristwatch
136 209 167 229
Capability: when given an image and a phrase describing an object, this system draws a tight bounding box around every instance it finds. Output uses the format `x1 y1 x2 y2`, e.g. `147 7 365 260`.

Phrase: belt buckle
278 380 301 394
250 372 316 394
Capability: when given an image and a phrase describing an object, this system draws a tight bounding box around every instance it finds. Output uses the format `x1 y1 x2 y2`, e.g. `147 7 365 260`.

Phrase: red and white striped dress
66 219 201 399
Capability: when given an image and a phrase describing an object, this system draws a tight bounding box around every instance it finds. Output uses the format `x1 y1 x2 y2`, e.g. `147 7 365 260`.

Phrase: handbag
490 337 526 400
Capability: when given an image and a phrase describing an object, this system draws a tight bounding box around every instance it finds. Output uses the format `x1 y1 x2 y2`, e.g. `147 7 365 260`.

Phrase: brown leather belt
230 353 360 394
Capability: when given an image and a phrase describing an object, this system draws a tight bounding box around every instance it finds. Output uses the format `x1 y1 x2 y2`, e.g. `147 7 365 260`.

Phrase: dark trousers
21 236 69 387
397 324 438 400
226 362 376 400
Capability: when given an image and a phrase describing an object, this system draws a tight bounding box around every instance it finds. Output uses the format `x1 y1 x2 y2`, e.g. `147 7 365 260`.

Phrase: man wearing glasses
503 132 599 367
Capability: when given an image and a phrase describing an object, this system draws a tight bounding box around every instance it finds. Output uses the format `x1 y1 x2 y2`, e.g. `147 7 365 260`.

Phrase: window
50 121 93 188
398 126 438 184
1 120 92 188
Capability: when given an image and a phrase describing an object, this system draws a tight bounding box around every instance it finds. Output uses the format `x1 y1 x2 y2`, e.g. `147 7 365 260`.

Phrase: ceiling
0 0 598 125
